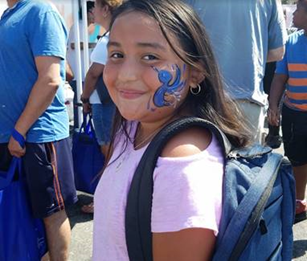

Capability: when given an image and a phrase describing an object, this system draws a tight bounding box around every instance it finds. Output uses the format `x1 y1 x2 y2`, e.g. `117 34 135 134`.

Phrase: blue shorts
91 103 115 146
0 138 78 218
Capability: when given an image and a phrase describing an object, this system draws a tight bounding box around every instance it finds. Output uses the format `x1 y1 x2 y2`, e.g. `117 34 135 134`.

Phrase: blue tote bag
72 114 104 194
0 157 47 261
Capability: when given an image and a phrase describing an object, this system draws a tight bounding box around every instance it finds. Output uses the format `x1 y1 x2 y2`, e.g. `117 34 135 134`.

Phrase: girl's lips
118 89 145 99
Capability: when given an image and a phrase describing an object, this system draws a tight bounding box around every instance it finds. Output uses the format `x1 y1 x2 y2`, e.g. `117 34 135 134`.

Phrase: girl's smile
118 88 146 100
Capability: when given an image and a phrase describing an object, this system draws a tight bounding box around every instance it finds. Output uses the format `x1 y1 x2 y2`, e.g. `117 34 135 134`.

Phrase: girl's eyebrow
136 42 166 50
107 41 166 50
107 41 121 48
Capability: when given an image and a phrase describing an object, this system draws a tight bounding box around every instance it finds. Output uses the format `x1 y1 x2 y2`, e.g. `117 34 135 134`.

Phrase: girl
93 0 250 260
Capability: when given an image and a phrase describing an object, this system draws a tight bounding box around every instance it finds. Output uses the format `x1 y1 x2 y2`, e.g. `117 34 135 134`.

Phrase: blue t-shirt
184 0 287 105
0 0 69 143
276 30 307 111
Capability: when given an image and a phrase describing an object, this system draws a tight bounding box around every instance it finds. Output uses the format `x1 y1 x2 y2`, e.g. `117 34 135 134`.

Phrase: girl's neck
134 114 180 149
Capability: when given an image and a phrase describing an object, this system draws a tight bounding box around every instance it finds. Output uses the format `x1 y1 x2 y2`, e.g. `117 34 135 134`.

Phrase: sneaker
295 200 307 224
265 134 282 149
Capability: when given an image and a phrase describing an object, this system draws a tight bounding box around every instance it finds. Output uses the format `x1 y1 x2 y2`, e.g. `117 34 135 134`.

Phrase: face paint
147 95 156 112
151 64 187 109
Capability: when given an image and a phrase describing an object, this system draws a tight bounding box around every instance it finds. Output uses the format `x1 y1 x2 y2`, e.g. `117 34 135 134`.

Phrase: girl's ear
188 67 205 87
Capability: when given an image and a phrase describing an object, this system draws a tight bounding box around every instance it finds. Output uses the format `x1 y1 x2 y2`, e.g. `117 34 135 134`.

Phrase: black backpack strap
125 117 231 261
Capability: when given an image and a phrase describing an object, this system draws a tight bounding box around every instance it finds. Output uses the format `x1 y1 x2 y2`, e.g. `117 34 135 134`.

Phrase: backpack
125 117 295 261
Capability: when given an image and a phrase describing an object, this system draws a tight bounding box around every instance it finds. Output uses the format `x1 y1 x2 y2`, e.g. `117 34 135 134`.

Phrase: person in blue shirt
0 0 77 260
268 0 307 224
184 0 287 144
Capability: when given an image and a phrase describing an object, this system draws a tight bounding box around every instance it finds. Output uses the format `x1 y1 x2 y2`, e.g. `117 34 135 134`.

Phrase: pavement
68 144 307 261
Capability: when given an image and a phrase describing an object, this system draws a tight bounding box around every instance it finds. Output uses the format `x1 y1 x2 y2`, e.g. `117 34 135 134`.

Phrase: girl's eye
143 54 158 61
110 52 123 59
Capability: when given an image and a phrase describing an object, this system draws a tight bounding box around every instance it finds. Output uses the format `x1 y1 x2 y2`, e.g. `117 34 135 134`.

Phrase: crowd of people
0 0 306 260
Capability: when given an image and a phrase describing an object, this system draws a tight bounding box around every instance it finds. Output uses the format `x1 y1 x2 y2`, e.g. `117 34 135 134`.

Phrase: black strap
125 117 232 261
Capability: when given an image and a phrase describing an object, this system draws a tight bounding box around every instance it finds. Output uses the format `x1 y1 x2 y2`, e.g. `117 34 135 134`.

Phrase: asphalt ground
68 144 307 261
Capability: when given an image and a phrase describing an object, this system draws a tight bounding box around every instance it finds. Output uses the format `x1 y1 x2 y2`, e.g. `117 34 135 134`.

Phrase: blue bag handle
0 157 22 190
80 114 96 137
0 129 24 190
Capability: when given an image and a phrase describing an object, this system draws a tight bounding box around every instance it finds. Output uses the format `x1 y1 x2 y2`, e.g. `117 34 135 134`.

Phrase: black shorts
0 138 77 218
282 105 307 167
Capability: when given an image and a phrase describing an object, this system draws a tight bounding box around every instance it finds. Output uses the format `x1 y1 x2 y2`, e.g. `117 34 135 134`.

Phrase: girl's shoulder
161 126 212 158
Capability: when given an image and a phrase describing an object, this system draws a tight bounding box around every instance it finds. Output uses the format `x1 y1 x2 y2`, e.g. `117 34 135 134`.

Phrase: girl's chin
118 110 140 121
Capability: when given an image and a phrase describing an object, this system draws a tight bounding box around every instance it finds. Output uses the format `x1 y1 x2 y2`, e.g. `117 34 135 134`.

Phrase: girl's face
104 11 196 124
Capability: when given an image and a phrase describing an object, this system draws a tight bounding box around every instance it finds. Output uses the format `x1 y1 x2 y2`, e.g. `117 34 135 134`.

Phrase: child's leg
293 164 307 223
293 164 307 200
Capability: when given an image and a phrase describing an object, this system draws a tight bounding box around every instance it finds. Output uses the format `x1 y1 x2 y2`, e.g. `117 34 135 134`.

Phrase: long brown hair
105 0 251 164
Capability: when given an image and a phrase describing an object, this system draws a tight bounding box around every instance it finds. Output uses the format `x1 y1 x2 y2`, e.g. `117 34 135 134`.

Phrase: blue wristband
11 128 25 148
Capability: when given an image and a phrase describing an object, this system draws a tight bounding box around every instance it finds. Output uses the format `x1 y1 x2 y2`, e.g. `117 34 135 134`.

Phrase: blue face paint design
152 64 187 108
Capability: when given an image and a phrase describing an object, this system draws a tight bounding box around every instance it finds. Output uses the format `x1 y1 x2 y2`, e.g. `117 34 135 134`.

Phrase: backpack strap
125 117 232 261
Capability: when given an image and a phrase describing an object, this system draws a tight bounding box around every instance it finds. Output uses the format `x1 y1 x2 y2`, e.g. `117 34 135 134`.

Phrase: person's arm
8 56 62 157
81 62 104 113
66 62 74 82
152 127 216 261
153 229 215 261
267 46 285 62
268 73 288 126
266 0 287 63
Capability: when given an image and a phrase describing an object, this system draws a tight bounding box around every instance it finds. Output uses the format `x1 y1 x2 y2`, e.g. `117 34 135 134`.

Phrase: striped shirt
276 30 307 111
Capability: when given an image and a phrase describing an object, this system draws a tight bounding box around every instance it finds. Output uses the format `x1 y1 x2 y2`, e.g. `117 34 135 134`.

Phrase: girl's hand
267 107 280 126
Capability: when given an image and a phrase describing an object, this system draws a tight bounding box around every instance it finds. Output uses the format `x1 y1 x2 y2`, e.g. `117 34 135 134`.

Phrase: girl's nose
117 59 138 83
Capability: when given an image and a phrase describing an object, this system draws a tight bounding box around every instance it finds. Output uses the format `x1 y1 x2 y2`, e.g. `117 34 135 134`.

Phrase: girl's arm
153 127 215 260
153 228 216 261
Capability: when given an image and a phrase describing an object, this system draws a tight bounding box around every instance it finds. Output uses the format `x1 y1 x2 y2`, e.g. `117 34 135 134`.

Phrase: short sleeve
268 0 287 50
91 35 108 65
151 136 224 236
27 10 67 60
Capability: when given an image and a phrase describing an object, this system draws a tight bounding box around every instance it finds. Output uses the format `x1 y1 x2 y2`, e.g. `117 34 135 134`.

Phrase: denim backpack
125 117 295 261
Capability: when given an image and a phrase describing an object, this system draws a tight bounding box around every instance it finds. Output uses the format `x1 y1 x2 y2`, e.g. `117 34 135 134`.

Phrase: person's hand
82 102 91 114
81 95 91 114
267 106 280 126
8 135 26 158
